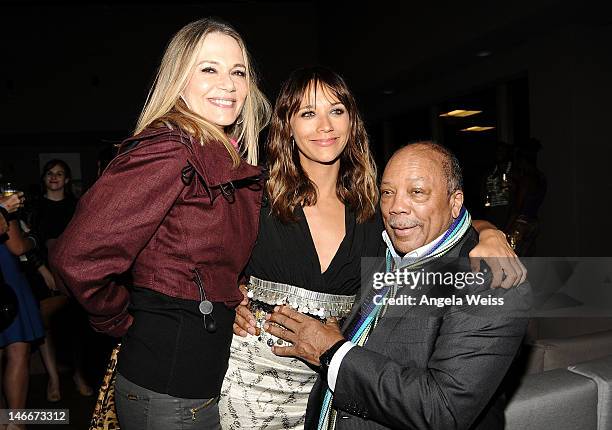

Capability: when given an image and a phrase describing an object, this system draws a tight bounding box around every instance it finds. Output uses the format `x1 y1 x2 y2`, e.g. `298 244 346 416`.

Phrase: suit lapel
364 277 437 349
340 257 387 335
363 231 474 348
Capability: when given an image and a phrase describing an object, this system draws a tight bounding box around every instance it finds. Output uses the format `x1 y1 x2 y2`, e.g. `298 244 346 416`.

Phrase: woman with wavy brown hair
219 66 523 429
218 66 380 429
265 70 379 225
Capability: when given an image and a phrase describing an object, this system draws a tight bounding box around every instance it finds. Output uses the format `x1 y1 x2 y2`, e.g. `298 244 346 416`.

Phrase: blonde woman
50 18 270 429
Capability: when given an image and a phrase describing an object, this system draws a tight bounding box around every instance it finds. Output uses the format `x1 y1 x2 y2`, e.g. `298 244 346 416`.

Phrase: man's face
380 146 463 254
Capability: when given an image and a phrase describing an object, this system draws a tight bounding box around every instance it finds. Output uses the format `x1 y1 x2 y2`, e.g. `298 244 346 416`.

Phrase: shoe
73 374 94 397
47 380 61 402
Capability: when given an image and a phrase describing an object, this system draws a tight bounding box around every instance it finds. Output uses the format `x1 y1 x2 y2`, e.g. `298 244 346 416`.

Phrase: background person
25 159 93 402
0 209 45 430
481 141 515 230
505 138 547 256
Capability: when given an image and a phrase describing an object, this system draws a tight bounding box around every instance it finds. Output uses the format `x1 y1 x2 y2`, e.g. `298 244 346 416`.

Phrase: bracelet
27 234 38 249
25 249 44 270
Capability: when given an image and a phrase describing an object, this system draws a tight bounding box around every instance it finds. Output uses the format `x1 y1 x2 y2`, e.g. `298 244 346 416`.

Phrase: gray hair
400 141 463 195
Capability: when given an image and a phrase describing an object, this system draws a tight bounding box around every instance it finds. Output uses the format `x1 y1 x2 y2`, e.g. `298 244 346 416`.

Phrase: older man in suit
265 141 530 430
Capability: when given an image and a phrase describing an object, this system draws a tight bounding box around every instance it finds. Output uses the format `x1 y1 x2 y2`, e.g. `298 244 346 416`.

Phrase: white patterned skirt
219 277 355 429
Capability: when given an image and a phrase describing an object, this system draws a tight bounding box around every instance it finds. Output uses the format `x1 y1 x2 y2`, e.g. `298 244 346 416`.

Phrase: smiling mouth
310 137 339 147
392 226 419 237
208 98 236 108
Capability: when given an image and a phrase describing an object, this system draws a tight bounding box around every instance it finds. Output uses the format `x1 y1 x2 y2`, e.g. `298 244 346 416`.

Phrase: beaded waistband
247 276 355 319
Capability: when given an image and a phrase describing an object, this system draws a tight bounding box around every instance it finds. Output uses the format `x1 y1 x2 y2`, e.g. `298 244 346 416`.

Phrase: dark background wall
1 2 319 188
2 0 611 256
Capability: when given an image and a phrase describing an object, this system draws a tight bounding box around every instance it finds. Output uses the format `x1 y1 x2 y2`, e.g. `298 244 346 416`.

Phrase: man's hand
233 284 259 337
0 192 25 213
264 305 344 366
471 227 527 289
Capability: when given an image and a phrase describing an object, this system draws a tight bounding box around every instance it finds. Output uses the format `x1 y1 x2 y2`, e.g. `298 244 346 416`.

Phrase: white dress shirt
326 230 446 391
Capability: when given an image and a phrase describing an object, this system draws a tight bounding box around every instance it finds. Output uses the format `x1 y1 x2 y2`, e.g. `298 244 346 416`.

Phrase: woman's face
183 32 248 131
44 164 69 192
290 84 350 167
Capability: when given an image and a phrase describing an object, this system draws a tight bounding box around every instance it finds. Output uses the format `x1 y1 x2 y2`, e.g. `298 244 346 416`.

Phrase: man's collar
382 229 446 269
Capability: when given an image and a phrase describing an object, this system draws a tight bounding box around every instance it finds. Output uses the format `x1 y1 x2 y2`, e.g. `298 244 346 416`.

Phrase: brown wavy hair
266 66 378 223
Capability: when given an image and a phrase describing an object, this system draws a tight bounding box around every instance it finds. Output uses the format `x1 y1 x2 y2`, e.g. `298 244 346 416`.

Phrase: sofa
503 275 612 430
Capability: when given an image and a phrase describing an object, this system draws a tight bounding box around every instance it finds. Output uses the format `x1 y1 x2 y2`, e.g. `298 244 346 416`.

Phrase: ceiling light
460 126 495 132
440 109 482 118
476 50 492 57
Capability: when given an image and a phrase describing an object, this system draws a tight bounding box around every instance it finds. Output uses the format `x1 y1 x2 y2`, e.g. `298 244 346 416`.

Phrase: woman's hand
233 284 259 337
471 221 527 289
0 192 25 213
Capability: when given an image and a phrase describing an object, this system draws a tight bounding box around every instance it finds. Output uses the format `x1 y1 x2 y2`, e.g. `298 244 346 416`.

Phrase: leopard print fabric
90 344 121 430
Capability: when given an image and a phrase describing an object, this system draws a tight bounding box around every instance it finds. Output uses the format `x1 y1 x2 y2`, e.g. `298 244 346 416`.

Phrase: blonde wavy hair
266 66 378 223
135 18 270 166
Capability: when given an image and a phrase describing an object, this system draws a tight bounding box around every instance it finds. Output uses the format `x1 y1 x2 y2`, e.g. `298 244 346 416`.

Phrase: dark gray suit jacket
305 228 531 430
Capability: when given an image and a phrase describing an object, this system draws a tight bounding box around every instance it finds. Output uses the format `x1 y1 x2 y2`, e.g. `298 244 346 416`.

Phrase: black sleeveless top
118 201 383 398
246 201 385 296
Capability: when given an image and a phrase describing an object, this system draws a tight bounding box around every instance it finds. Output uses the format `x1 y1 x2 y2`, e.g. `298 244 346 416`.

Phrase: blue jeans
115 373 221 430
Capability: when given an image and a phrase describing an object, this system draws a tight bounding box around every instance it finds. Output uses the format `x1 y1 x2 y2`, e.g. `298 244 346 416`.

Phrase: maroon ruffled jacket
49 126 263 337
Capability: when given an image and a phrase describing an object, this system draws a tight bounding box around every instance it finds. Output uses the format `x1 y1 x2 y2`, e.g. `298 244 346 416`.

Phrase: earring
291 136 295 149
236 115 244 125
